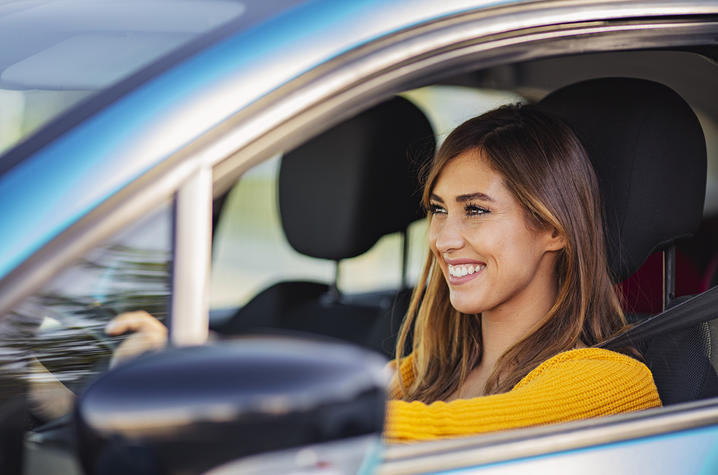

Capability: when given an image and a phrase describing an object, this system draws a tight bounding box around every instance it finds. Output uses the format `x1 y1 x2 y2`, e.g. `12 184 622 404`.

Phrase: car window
0 203 171 428
209 86 524 319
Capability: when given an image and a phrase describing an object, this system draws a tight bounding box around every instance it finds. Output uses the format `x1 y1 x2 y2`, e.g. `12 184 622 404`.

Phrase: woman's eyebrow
457 192 494 203
430 192 494 203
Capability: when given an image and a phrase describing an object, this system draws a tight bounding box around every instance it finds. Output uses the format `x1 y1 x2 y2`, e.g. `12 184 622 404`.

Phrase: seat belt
599 285 718 350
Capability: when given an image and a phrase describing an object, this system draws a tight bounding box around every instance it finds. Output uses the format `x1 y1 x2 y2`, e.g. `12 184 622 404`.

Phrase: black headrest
279 96 435 260
538 78 706 282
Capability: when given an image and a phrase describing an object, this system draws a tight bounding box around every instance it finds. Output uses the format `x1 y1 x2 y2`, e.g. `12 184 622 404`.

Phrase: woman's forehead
432 150 507 199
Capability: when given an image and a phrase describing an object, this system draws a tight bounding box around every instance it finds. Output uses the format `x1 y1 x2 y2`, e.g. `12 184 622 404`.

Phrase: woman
384 104 661 442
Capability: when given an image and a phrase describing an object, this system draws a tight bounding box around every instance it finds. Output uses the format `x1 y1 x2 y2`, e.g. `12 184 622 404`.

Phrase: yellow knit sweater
385 348 661 442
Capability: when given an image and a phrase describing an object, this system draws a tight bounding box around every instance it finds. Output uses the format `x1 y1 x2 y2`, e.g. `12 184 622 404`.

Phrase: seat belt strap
599 285 718 350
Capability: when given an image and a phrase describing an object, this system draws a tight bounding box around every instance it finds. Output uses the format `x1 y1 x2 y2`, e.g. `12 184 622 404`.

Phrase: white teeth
448 263 484 277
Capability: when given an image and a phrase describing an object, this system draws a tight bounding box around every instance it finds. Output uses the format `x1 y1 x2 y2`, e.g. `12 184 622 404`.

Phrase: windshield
0 0 304 156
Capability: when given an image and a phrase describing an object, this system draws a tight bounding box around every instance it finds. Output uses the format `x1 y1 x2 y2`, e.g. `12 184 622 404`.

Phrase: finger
118 330 167 355
110 331 167 368
105 310 166 336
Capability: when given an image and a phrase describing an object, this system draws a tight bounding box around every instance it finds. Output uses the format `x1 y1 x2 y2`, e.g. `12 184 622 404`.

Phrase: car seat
214 96 435 356
539 77 714 405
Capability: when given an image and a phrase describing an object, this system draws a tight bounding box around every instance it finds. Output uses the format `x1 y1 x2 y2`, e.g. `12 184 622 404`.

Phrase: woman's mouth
447 263 485 284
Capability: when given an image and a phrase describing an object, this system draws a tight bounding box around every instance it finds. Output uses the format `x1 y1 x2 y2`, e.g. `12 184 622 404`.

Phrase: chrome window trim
0 7 716 328
378 398 718 473
170 165 212 345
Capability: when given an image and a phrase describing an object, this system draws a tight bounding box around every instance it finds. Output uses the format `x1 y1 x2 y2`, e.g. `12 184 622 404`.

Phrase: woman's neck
480 310 546 371
479 258 559 378
448 280 559 401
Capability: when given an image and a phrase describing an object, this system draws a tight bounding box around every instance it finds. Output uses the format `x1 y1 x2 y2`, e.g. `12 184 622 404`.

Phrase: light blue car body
447 425 718 474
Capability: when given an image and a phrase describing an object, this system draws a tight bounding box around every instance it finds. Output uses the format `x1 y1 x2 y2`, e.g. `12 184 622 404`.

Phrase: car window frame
202 13 718 466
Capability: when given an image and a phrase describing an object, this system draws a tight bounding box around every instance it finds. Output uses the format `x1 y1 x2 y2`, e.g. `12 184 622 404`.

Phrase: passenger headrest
279 97 435 260
538 78 706 282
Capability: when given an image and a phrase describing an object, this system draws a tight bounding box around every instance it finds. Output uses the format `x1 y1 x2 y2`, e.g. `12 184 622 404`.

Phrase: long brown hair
394 104 626 402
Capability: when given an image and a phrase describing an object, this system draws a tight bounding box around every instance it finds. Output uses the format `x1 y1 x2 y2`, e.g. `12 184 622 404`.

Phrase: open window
208 86 524 355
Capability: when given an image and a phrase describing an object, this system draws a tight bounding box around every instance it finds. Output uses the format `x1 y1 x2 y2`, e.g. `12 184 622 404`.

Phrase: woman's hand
105 310 167 368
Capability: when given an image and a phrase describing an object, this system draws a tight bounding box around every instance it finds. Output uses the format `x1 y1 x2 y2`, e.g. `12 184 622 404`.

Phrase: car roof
0 0 525 281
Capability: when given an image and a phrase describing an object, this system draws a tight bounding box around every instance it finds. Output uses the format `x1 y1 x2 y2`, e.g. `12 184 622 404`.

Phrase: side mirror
75 337 388 474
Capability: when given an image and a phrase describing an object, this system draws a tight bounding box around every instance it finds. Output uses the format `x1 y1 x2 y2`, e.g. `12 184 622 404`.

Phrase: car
1 0 718 473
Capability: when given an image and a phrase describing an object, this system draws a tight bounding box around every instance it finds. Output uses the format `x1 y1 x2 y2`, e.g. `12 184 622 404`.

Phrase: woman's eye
465 203 489 216
429 203 446 215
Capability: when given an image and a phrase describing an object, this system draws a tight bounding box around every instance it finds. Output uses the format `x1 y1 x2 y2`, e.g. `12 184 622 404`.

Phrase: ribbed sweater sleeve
385 348 661 442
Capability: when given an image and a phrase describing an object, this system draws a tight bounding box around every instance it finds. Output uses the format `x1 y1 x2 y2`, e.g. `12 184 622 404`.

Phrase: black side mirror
75 337 387 474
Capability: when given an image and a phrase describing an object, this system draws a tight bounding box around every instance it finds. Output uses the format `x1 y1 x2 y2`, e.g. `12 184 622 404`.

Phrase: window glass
0 0 256 155
0 204 171 424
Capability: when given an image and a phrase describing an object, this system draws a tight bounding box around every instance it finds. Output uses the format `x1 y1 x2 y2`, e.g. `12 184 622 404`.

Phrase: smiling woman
386 104 662 441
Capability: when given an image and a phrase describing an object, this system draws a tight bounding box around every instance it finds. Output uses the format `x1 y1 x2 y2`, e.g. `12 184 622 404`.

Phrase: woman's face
428 149 564 316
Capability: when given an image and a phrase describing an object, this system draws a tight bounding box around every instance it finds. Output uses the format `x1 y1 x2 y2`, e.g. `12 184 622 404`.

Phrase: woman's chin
449 292 484 315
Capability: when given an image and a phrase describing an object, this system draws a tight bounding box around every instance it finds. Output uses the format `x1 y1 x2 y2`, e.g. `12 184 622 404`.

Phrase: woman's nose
434 218 465 253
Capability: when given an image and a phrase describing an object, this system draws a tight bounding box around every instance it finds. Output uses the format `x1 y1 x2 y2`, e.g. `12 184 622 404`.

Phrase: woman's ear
544 227 566 252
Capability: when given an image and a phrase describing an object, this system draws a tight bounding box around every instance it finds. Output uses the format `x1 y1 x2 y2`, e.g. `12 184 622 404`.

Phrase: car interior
209 48 718 408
